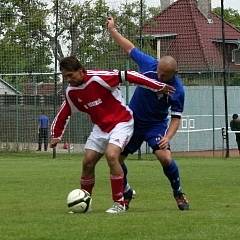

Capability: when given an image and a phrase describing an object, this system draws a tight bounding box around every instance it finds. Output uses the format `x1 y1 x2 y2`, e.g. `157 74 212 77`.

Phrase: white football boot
105 202 126 214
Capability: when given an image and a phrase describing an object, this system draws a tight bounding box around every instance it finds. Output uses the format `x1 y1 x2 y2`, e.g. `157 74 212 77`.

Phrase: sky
69 0 240 11
104 0 240 11
212 0 240 10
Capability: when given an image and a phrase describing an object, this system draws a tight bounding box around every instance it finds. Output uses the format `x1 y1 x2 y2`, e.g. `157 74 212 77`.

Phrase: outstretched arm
106 16 134 54
122 71 175 95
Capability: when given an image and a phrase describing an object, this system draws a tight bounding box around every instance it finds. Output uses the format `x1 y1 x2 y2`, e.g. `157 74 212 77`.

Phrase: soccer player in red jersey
50 56 174 214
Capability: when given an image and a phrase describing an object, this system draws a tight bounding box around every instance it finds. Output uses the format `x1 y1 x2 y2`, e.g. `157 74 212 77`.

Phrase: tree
213 7 240 30
0 0 162 74
213 7 240 86
42 0 113 64
0 0 52 74
43 0 161 70
103 0 161 70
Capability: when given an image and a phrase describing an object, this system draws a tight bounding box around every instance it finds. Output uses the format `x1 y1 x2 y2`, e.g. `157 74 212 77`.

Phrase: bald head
157 56 177 82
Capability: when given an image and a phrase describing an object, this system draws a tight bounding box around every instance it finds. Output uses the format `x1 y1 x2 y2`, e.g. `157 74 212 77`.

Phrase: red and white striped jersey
51 70 166 139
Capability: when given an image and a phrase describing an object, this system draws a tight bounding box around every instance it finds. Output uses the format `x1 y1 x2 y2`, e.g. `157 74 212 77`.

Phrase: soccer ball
67 189 92 213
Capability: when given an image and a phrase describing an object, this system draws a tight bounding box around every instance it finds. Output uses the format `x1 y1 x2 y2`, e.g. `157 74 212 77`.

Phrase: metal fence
1 0 240 155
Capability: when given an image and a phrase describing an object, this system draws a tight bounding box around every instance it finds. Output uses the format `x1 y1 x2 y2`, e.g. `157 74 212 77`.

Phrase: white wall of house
0 80 18 95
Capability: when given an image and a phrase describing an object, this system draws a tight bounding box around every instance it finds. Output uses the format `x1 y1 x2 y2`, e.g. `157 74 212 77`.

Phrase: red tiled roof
23 83 62 95
143 0 240 72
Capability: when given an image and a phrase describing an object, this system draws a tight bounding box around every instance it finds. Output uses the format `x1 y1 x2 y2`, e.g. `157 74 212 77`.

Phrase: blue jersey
38 114 49 129
129 48 185 126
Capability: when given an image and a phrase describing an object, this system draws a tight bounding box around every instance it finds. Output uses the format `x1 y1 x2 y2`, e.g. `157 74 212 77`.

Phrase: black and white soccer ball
67 189 92 213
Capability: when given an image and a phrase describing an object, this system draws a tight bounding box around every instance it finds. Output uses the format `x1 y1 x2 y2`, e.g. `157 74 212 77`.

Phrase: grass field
0 152 240 240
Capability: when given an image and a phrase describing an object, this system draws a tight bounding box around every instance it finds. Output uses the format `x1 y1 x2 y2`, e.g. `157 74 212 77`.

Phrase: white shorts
84 119 134 154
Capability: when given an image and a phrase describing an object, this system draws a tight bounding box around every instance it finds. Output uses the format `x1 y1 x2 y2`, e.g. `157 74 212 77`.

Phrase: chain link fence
1 0 240 154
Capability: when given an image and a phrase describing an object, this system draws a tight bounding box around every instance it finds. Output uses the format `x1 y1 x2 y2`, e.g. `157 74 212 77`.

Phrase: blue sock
121 162 132 199
121 162 128 190
163 160 181 194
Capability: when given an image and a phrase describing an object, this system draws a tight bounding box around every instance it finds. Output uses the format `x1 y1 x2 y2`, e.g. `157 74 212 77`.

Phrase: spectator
37 111 49 151
230 113 240 155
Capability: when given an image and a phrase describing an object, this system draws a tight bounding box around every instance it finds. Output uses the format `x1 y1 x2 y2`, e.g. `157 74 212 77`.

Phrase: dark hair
232 114 238 119
60 56 85 72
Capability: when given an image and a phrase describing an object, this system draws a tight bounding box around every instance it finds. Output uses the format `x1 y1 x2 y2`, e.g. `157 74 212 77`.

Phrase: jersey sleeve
170 87 185 118
93 70 166 92
50 100 71 139
129 48 158 73
89 71 120 89
119 70 166 92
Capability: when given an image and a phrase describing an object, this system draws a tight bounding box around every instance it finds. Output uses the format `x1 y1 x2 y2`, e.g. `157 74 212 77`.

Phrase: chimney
160 0 174 11
197 0 212 20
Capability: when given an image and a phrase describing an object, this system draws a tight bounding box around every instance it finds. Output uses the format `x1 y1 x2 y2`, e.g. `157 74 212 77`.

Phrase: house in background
0 78 63 106
0 78 21 95
143 0 240 72
23 82 63 96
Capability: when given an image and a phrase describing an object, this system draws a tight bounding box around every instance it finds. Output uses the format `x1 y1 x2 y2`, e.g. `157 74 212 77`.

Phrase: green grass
0 153 240 240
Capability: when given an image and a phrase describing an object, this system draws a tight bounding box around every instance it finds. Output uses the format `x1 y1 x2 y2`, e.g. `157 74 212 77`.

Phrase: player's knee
159 158 172 167
82 158 96 174
155 151 172 166
106 151 119 162
105 152 119 169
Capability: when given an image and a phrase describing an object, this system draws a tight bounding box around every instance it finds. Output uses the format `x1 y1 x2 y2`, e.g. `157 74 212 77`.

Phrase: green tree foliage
0 0 52 73
101 0 161 70
0 0 161 74
213 7 240 85
213 7 240 30
44 0 111 62
43 0 161 70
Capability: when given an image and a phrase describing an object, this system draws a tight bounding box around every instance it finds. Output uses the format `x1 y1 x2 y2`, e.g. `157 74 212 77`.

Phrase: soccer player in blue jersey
37 111 49 151
107 17 189 211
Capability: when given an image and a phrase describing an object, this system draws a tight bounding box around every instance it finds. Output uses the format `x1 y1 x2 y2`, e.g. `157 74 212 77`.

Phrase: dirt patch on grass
173 149 240 158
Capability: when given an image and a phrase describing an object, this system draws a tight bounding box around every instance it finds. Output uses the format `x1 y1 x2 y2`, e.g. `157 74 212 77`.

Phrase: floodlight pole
221 0 230 158
54 0 59 116
53 0 59 159
139 0 143 49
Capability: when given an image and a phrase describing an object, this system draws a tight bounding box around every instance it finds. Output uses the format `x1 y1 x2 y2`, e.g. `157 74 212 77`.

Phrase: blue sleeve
170 84 185 115
129 48 158 73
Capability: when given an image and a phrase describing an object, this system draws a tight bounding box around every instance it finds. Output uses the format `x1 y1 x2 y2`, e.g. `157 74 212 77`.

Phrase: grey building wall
1 84 240 153
121 85 240 152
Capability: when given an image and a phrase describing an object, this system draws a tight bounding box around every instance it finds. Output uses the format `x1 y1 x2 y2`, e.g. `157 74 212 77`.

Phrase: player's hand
50 138 61 148
159 84 175 95
106 16 115 31
159 136 170 150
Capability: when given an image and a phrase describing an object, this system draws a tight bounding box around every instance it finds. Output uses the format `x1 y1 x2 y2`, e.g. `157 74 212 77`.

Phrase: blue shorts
122 120 169 155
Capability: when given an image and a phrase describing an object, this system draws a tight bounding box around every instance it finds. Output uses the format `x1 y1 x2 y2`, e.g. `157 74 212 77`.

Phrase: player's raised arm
119 70 175 95
106 16 134 54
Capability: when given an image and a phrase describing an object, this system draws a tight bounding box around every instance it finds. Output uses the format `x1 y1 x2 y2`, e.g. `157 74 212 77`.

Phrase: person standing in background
230 113 240 155
37 111 49 151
